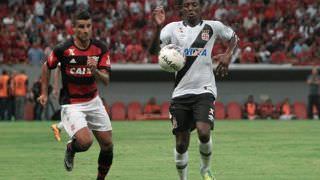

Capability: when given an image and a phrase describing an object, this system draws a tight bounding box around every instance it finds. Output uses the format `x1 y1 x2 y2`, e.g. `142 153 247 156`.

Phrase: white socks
199 137 212 174
174 149 188 180
57 121 64 130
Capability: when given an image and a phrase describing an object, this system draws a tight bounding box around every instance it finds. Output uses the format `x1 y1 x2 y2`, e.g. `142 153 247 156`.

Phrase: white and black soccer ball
158 44 185 73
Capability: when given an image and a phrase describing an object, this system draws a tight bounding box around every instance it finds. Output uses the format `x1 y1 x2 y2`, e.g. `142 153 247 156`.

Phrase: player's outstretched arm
93 69 110 86
38 62 51 106
149 6 165 55
214 34 239 77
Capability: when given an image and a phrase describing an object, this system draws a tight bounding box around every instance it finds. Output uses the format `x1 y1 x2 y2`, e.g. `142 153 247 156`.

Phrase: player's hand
213 53 231 77
152 6 165 26
87 57 98 73
37 94 48 106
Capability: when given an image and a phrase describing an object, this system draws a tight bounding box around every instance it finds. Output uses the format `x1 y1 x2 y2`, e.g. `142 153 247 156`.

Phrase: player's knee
176 142 188 154
100 141 113 151
198 131 211 143
77 139 93 151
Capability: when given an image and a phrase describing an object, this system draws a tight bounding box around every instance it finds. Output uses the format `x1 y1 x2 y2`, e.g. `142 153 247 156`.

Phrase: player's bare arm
214 34 239 77
93 69 110 86
38 62 51 106
52 66 60 99
149 6 165 55
86 58 110 85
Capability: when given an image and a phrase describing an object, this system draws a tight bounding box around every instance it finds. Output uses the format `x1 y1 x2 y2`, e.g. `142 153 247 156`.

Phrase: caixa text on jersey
183 48 207 57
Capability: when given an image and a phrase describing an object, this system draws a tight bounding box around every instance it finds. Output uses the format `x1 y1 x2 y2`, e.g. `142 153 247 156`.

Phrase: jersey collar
182 20 203 27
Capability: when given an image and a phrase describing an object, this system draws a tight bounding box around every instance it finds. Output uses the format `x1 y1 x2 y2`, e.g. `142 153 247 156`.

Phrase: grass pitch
0 120 319 180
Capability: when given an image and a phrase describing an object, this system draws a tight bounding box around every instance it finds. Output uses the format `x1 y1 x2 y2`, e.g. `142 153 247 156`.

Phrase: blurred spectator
28 40 45 66
0 0 319 65
243 95 258 120
31 76 43 120
0 70 11 120
144 97 161 115
243 10 257 31
12 70 28 120
279 98 295 120
259 98 276 119
240 46 256 63
306 66 320 119
257 45 271 63
33 0 45 23
125 38 144 63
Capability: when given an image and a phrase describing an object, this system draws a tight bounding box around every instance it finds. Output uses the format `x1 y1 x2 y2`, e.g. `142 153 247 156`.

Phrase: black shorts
169 93 215 134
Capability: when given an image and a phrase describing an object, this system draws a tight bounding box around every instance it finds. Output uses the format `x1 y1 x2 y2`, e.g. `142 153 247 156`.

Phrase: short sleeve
98 52 111 73
160 22 175 48
47 51 59 69
213 21 235 41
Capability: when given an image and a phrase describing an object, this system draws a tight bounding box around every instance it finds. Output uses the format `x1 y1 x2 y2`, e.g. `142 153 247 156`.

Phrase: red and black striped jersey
47 38 111 104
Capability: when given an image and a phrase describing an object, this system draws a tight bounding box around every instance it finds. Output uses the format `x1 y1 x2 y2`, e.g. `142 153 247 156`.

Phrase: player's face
74 19 92 42
182 0 201 24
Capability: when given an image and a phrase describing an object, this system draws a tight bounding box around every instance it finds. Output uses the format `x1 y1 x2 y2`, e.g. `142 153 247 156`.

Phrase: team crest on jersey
201 30 210 41
88 56 99 62
177 27 184 33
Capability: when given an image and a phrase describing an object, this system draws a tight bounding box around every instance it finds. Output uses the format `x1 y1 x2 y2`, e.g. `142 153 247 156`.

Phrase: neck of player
185 17 201 27
74 38 90 50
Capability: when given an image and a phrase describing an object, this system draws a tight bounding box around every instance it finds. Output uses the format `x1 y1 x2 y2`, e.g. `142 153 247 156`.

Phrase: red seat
226 102 242 120
161 101 170 119
111 102 126 120
214 101 225 120
127 101 142 120
293 101 307 119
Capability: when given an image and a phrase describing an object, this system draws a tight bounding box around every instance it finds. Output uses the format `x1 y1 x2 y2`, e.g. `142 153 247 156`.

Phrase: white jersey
160 20 235 99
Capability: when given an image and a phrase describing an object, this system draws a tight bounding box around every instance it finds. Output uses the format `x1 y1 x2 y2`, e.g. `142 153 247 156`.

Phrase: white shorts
61 96 112 137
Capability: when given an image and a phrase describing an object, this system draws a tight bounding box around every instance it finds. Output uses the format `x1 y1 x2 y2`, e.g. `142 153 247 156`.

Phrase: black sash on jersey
174 24 213 87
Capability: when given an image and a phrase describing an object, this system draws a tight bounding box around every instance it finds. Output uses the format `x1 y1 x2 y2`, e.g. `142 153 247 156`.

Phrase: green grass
0 120 319 180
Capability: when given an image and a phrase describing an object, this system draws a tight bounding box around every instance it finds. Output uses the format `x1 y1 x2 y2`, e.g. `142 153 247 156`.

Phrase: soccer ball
158 44 185 73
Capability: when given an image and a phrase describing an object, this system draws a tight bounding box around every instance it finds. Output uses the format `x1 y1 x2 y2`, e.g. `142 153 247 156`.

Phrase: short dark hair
177 0 204 6
73 10 91 24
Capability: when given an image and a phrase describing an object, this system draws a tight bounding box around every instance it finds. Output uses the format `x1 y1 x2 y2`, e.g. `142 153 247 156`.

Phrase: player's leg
61 105 93 171
93 130 113 180
65 127 93 171
86 96 113 180
194 93 215 180
175 131 190 180
170 101 193 180
196 122 213 179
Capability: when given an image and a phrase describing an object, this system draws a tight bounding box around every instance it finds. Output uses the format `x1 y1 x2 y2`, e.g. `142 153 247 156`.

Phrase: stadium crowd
0 0 319 65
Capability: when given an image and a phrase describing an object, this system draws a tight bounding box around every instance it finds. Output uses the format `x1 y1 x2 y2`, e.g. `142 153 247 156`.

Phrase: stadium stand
226 101 242 120
214 101 225 120
111 101 126 120
0 0 319 65
293 101 308 119
160 101 170 119
127 101 143 120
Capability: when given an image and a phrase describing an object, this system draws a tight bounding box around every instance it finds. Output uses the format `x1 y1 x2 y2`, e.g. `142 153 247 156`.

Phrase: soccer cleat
202 170 215 180
64 148 75 171
51 124 61 141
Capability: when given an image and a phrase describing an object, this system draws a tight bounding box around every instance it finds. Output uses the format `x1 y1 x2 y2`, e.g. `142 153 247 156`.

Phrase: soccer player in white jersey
149 0 239 180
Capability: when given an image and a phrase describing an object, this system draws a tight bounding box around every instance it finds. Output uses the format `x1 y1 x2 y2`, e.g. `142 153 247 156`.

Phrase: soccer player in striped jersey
38 10 113 180
150 0 239 179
